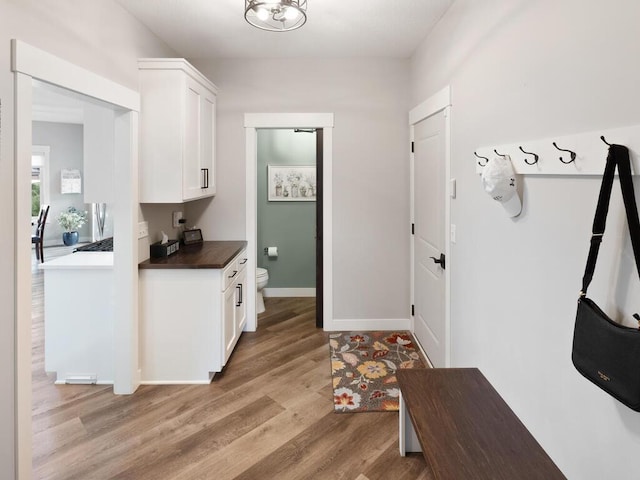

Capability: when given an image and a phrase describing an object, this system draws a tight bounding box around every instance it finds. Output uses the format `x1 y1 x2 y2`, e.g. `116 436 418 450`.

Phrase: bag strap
581 144 640 296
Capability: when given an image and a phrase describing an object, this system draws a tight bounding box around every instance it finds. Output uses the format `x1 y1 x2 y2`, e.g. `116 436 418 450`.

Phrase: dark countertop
138 240 247 269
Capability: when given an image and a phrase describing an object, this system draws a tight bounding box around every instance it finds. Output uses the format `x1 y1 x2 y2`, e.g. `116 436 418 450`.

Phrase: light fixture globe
245 0 307 32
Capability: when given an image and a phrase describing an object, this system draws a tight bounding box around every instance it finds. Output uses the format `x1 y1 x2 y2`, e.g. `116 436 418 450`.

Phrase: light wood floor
32 247 433 480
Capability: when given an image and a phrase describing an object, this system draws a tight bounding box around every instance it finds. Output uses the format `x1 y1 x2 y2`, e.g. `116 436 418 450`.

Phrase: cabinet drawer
237 250 248 272
223 259 239 291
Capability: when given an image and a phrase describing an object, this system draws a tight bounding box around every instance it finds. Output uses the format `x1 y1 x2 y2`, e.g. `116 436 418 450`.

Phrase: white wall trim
245 128 258 331
245 113 334 331
408 85 450 125
13 40 141 478
11 39 140 112
329 318 412 331
15 70 33 480
32 105 84 124
409 87 452 367
263 288 316 297
245 113 334 129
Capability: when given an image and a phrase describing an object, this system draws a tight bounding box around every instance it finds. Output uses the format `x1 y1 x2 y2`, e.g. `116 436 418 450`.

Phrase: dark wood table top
138 240 246 269
397 368 565 480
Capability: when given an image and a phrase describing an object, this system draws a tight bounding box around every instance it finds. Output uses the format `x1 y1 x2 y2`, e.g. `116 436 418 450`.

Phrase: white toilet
256 267 269 314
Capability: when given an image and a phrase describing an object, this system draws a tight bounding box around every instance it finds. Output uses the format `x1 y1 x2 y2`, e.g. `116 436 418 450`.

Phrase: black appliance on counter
74 237 114 252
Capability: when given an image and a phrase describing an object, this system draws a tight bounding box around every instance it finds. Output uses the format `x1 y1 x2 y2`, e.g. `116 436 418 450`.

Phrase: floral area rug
330 331 427 413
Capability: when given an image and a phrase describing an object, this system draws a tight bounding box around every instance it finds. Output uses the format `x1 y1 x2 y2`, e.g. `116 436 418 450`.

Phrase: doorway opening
14 40 140 477
256 129 318 315
245 113 334 331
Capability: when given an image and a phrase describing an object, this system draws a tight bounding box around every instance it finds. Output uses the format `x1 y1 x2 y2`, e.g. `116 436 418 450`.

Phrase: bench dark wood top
397 368 565 480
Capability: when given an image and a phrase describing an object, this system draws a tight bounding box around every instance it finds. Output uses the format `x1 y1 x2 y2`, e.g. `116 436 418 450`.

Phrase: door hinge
411 223 415 235
411 141 414 153
411 304 415 316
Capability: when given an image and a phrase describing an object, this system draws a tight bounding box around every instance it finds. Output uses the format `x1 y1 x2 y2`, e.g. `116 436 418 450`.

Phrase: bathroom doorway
256 128 318 314
245 113 334 331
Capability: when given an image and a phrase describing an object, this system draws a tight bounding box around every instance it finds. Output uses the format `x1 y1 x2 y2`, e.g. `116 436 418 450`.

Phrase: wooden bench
397 368 566 479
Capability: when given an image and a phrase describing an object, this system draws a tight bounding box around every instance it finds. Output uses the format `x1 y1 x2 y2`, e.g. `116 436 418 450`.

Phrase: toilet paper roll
267 247 278 258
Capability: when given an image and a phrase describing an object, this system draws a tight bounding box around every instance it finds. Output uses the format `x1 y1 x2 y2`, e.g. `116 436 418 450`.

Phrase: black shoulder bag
572 144 640 411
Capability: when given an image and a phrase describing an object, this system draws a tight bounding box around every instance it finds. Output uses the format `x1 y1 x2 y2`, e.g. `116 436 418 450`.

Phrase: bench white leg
399 392 422 456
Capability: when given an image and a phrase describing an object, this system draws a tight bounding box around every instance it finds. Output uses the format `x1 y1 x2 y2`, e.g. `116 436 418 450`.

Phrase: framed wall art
268 165 316 201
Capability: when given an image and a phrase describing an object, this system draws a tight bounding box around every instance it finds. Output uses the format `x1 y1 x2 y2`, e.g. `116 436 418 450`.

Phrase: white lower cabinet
224 267 247 364
140 249 247 384
235 268 247 336
223 257 247 364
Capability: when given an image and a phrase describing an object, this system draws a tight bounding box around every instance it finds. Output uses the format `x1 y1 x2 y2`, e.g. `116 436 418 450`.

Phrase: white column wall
0 1 175 477
410 1 640 478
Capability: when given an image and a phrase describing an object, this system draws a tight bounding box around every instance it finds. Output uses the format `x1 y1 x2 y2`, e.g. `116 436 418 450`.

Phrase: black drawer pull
228 270 238 279
236 283 243 306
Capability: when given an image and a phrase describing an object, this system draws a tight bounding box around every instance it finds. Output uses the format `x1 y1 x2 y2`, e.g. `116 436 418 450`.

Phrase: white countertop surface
39 252 114 270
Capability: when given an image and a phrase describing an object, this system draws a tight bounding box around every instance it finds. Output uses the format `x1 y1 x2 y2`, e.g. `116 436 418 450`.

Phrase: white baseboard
54 380 113 385
139 380 213 385
324 318 412 331
263 288 316 297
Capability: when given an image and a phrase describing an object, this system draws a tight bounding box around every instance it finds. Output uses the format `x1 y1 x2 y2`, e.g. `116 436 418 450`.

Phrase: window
32 145 50 222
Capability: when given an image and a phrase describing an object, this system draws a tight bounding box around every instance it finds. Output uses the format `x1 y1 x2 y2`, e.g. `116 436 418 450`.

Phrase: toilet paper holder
264 247 278 257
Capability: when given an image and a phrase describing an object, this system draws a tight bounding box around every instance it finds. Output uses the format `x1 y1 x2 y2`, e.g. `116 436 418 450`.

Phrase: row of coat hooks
475 135 613 167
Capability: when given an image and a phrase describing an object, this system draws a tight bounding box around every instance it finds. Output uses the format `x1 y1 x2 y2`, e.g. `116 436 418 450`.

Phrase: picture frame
182 228 204 245
268 165 316 202
60 168 82 194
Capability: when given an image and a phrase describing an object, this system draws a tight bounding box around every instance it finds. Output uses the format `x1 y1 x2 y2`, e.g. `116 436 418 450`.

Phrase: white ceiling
116 0 454 59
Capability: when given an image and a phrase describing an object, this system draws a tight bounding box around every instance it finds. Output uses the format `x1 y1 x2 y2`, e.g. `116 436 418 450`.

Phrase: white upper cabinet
138 59 218 203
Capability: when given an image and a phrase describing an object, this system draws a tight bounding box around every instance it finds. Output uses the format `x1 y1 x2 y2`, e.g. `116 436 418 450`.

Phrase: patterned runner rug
330 331 428 412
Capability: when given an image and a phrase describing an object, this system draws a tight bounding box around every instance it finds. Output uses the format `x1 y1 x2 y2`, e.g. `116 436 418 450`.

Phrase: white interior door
413 109 447 367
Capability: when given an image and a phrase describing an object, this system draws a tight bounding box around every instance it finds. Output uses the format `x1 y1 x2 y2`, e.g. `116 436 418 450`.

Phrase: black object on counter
150 240 180 258
74 237 114 252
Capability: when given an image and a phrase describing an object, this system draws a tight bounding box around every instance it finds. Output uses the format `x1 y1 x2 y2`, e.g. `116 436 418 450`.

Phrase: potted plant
287 171 301 197
57 207 87 246
274 172 284 196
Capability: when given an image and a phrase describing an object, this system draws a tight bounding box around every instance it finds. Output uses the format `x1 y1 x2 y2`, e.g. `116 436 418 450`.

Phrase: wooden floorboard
31 246 432 479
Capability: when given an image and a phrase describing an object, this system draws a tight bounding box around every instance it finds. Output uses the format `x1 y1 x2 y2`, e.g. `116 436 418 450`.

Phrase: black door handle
201 168 209 189
429 253 446 270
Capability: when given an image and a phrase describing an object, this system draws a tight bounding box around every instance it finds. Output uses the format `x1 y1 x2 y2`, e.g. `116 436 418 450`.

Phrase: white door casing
13 39 140 478
245 113 334 331
410 87 451 368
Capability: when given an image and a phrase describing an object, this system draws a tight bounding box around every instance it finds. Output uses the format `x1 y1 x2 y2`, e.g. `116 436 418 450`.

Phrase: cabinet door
235 269 247 334
183 79 203 201
222 283 237 365
200 91 216 195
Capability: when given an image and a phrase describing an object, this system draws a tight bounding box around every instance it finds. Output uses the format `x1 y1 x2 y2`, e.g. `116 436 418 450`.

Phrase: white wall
189 57 411 320
410 1 640 478
0 1 175 477
32 121 92 244
257 129 316 289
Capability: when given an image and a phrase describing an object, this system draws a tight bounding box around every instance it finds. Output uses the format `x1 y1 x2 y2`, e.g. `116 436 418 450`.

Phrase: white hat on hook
481 154 522 217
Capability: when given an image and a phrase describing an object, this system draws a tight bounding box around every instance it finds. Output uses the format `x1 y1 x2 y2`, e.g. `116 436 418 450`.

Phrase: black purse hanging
572 143 640 411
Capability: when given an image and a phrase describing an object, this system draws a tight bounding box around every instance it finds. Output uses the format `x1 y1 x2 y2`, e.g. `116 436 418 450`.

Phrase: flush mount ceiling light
245 0 307 32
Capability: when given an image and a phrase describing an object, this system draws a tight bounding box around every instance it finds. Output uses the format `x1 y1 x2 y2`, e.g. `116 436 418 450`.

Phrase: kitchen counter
39 251 113 270
139 241 248 383
138 240 247 269
39 251 114 384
